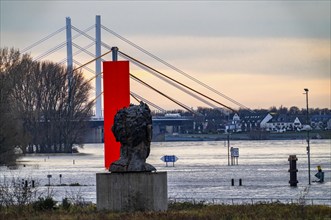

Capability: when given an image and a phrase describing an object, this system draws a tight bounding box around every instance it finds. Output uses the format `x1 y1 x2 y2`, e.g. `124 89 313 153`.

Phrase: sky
1 1 330 112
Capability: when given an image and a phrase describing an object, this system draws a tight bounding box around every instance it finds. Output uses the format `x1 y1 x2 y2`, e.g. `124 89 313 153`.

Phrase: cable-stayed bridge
21 15 252 122
19 15 257 143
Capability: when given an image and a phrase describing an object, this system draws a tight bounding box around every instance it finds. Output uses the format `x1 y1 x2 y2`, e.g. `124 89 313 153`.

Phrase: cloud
1 1 330 110
125 36 330 79
1 1 330 38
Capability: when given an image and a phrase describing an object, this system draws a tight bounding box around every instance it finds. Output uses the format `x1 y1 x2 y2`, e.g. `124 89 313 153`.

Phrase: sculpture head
110 102 156 172
112 102 152 147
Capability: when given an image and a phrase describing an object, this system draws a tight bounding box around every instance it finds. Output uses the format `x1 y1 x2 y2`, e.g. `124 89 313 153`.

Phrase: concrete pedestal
96 172 167 212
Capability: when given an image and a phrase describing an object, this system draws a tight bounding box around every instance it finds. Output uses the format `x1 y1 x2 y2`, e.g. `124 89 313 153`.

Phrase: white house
260 113 273 129
264 114 303 132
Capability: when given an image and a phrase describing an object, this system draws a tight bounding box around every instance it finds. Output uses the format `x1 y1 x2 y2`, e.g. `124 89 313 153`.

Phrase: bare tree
0 48 28 165
1 47 93 155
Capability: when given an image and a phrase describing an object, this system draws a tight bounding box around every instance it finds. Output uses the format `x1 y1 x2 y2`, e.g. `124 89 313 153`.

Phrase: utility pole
95 15 102 118
227 133 230 166
304 88 311 185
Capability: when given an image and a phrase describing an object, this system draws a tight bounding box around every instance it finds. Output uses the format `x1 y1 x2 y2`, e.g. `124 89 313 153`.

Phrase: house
260 113 273 128
310 114 331 130
240 113 271 132
226 113 242 132
264 114 304 132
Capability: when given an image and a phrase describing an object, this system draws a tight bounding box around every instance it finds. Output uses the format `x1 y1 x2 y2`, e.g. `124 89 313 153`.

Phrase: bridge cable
74 30 206 114
130 92 140 103
88 71 169 113
72 50 111 72
84 72 103 85
101 25 252 112
72 42 105 62
121 51 237 113
48 51 109 89
32 25 94 61
24 25 250 112
87 72 167 113
73 60 95 74
130 74 197 115
33 42 66 61
74 25 251 112
122 54 220 110
130 92 166 113
82 91 104 115
58 42 95 64
71 26 113 55
71 26 97 43
22 26 66 53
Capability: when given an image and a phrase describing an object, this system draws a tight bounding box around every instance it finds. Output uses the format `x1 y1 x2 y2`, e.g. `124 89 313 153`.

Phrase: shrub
32 197 57 211
61 197 71 210
69 183 80 186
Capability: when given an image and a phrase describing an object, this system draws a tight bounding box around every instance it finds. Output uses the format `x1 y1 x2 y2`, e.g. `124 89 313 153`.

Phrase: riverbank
1 202 330 220
156 130 331 142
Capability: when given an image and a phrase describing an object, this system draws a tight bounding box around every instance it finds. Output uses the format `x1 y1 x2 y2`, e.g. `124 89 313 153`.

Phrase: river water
1 140 330 205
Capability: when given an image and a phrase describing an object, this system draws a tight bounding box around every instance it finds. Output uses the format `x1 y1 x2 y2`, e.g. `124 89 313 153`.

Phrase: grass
1 202 330 220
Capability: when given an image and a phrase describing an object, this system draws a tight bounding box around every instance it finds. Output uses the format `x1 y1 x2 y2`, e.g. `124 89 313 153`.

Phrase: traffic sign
161 155 178 162
160 155 178 166
231 148 239 157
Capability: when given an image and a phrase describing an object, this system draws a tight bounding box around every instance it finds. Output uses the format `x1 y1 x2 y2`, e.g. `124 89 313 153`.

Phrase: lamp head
304 88 309 92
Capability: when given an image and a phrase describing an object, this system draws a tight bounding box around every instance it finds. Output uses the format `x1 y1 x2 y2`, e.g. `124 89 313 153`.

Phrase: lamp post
304 88 311 185
227 133 230 166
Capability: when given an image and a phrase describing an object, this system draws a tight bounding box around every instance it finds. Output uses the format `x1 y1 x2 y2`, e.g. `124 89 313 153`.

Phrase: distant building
264 114 304 132
310 114 331 130
260 113 273 129
152 114 194 137
226 113 241 132
240 113 270 132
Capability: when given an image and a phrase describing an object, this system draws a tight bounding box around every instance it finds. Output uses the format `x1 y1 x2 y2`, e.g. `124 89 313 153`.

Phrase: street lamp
303 88 311 185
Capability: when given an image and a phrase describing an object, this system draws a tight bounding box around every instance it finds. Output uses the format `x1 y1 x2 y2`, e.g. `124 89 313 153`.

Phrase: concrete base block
96 172 167 211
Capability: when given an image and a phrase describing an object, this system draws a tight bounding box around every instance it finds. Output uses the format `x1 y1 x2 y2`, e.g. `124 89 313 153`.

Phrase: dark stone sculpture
109 102 156 172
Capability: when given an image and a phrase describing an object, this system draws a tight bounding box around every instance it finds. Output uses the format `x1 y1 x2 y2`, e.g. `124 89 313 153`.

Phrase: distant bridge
21 15 253 119
21 15 255 144
84 115 194 143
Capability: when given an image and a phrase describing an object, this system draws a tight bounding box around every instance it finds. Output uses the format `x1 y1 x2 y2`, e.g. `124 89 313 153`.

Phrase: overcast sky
1 1 330 111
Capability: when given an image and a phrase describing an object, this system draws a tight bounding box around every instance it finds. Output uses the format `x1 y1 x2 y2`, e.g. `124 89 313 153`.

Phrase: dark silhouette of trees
0 47 93 162
159 106 330 134
0 48 28 165
289 106 300 115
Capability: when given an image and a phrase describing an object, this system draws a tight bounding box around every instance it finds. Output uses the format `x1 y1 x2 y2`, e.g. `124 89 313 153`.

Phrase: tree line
154 106 331 118
152 105 330 134
0 48 93 165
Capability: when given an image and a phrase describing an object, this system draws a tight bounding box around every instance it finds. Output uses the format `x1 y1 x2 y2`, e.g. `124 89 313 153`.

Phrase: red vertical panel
103 61 130 168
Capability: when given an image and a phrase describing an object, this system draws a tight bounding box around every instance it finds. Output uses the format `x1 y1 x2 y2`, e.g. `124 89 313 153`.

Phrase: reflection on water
1 140 330 204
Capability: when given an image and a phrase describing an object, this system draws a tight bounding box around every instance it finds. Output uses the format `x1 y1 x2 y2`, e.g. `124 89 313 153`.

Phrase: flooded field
1 139 330 205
